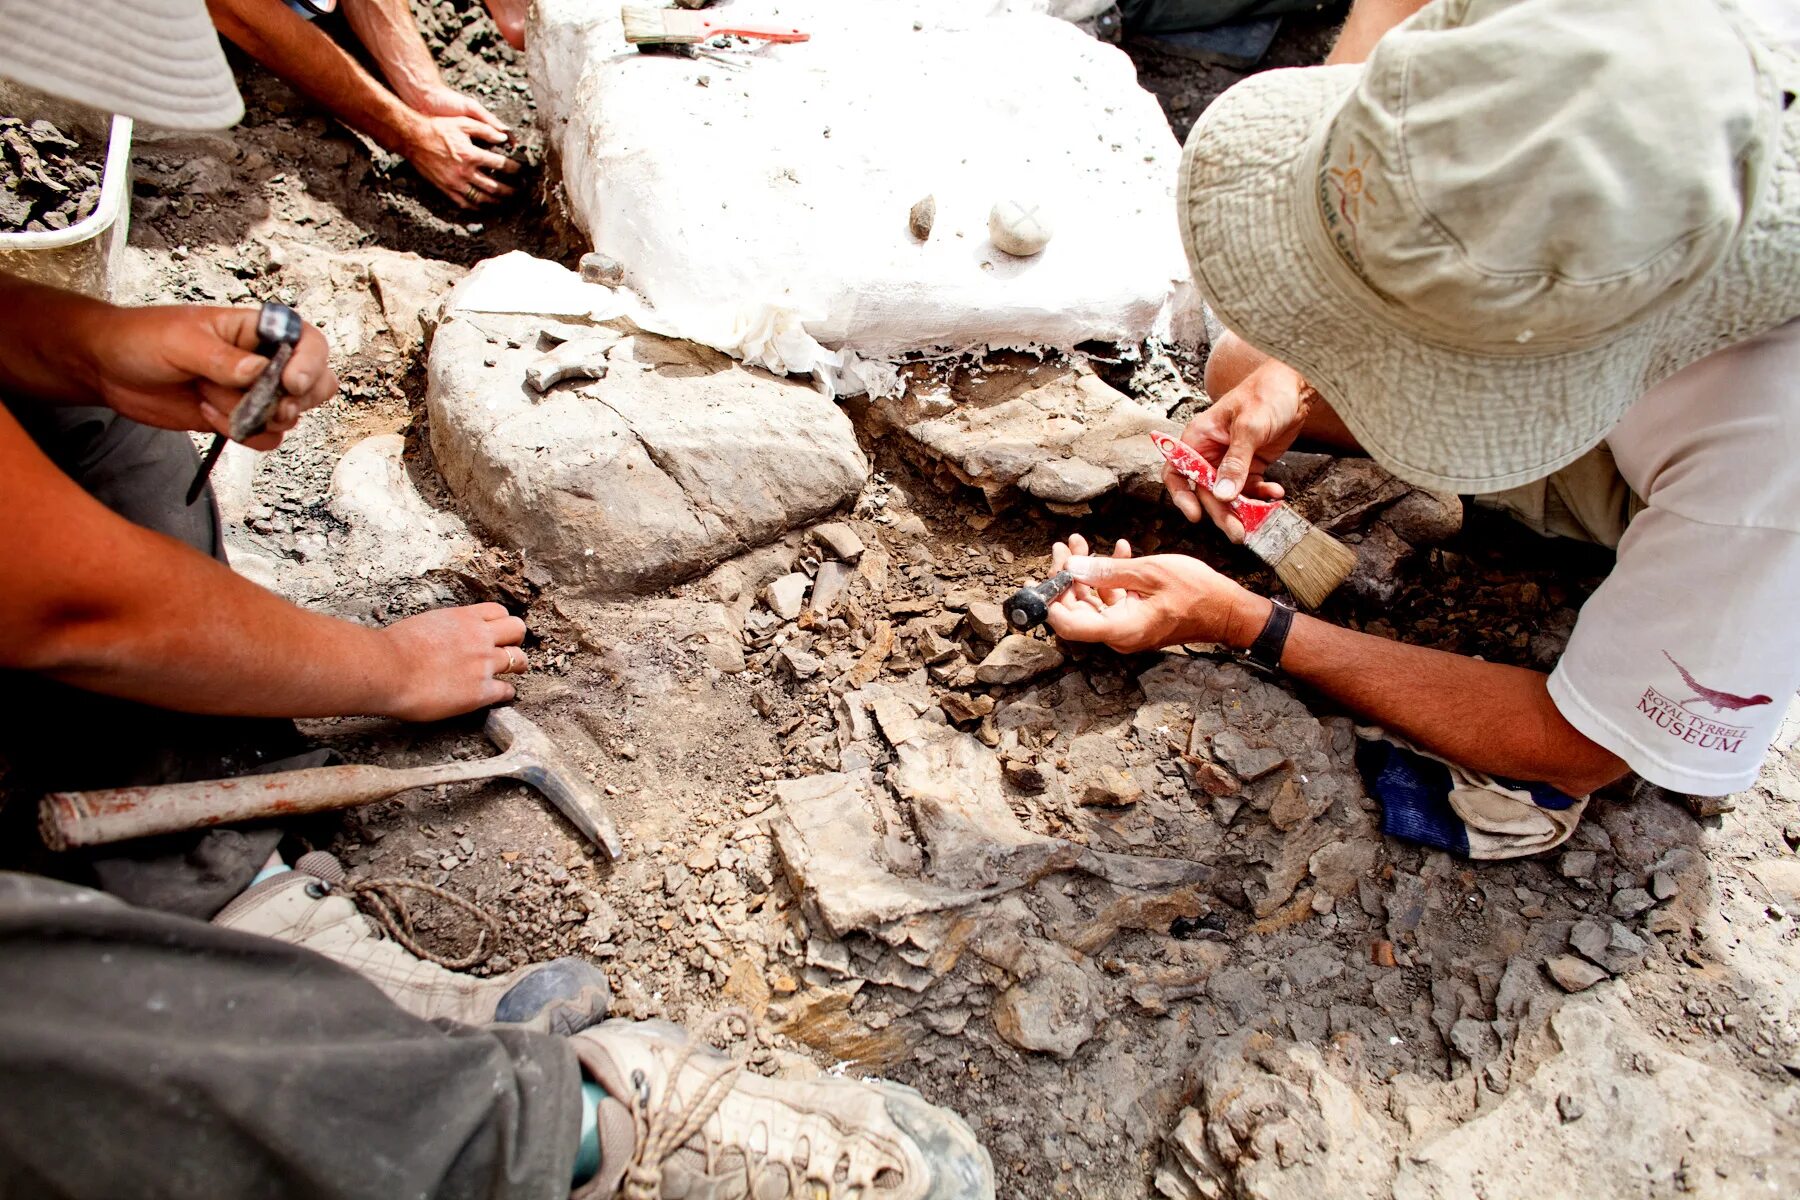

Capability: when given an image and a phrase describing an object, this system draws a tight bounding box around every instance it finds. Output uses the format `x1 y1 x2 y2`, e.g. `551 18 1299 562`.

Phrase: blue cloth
1356 737 1470 856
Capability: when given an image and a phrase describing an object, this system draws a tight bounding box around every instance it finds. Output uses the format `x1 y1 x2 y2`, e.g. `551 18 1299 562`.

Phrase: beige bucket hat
1177 0 1800 494
0 0 242 129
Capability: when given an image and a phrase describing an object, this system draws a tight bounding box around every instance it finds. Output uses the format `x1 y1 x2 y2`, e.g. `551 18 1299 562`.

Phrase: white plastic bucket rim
0 111 134 251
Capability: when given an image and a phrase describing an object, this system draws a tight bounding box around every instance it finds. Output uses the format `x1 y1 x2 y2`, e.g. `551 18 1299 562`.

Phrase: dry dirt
105 4 1800 1199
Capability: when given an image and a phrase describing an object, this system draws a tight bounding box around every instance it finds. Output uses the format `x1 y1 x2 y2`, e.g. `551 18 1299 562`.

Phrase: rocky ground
80 2 1800 1197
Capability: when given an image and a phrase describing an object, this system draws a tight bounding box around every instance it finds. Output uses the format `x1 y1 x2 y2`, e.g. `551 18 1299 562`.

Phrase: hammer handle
40 757 515 850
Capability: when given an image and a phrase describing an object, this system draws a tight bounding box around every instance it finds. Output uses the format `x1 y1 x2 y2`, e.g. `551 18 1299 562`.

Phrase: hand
374 603 529 721
407 83 509 139
79 305 336 450
1045 534 1269 654
1170 353 1313 541
402 112 521 209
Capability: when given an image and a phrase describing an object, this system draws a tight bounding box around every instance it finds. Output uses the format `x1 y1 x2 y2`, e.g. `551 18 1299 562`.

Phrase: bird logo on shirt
1661 651 1774 715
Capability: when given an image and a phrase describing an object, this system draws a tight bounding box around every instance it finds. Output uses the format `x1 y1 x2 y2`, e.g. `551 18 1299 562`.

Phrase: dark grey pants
0 871 580 1199
1 403 300 918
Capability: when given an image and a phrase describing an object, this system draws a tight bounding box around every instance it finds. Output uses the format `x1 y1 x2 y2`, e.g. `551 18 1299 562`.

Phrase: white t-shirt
1547 318 1800 795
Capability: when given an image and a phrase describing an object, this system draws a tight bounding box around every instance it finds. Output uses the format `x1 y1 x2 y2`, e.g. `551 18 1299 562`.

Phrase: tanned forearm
206 0 421 155
1254 606 1627 796
1326 0 1433 64
0 275 111 405
1 407 400 716
341 0 446 109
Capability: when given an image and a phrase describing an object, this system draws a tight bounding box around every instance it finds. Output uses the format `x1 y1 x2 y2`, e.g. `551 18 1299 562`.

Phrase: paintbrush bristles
620 6 704 44
1272 526 1357 609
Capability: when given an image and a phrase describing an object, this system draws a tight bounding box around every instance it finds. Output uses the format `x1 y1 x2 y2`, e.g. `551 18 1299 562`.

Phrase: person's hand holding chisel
67 302 337 449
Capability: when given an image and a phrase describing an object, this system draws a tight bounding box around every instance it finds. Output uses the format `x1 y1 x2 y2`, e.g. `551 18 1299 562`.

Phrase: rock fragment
1545 954 1607 993
1559 850 1597 879
907 194 935 240
1610 887 1656 919
975 635 1064 685
964 601 1008 644
809 521 865 563
1080 766 1143 808
764 572 810 620
1569 918 1649 975
991 961 1096 1058
1209 730 1286 781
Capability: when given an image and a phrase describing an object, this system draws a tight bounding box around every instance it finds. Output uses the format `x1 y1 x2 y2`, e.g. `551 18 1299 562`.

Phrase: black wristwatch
1241 598 1296 676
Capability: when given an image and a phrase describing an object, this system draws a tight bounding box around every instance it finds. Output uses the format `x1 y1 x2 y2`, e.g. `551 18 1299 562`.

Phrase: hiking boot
570 1018 995 1199
213 851 609 1034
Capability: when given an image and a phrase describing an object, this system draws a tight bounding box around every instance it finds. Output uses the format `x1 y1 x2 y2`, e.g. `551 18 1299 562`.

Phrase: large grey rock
427 315 867 594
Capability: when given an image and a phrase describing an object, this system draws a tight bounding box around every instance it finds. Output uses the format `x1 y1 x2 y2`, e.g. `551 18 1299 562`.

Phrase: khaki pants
1475 442 1646 550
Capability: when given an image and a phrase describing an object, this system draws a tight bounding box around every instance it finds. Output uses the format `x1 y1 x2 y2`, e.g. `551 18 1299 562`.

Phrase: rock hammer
38 708 625 858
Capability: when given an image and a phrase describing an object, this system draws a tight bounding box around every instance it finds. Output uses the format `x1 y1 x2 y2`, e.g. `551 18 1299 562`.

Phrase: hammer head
486 708 624 859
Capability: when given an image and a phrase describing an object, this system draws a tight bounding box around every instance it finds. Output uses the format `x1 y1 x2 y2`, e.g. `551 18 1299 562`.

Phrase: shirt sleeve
1547 506 1800 796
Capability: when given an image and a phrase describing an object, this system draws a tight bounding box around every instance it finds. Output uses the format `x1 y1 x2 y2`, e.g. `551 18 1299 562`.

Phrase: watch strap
1244 599 1296 674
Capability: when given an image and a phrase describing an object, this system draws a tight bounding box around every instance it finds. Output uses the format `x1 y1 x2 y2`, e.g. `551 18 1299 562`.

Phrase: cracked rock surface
427 314 868 593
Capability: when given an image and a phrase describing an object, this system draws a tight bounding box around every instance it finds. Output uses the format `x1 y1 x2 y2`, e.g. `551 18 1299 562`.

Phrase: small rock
1178 756 1240 797
810 521 865 563
975 635 1064 686
940 692 995 725
1651 869 1678 901
1546 954 1608 993
908 194 935 240
663 864 692 897
1080 766 1143 808
964 601 1008 644
809 560 852 615
1208 730 1286 780
1560 850 1597 879
1003 759 1047 793
439 854 460 871
1556 1092 1585 1123
991 961 1096 1058
577 252 625 286
1569 918 1649 974
989 199 1053 256
777 645 822 680
764 572 811 621
1611 887 1656 919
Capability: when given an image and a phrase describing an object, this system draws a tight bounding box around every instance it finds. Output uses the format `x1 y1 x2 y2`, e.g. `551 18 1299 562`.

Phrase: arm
0 404 522 720
1046 537 1626 797
1326 0 1434 64
0 273 331 446
208 0 421 161
339 0 508 129
204 0 518 207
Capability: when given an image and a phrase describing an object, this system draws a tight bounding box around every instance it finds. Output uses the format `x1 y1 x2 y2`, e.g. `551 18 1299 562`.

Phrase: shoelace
622 1010 761 1200
350 875 502 970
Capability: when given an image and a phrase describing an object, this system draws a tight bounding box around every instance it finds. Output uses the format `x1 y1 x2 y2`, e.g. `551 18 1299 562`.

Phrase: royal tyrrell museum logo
1637 651 1774 755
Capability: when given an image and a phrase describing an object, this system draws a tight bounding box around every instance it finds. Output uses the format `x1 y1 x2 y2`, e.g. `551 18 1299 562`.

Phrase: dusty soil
0 115 102 231
107 4 1800 1199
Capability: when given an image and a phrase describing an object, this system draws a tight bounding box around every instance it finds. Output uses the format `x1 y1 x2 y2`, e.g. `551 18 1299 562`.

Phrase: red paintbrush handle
700 20 810 42
1150 432 1279 535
